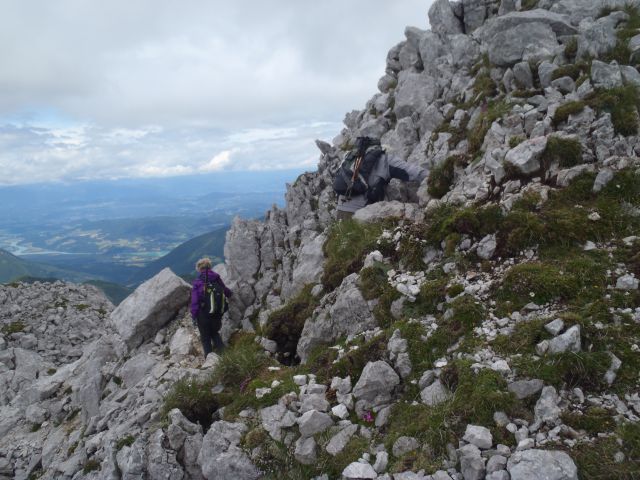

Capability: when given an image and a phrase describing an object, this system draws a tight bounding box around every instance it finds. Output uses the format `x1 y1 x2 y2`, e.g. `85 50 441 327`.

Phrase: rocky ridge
1 0 640 479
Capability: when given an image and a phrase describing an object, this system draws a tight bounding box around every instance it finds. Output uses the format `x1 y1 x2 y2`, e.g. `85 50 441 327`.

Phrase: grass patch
322 220 385 291
468 99 512 156
1 321 25 334
427 155 459 199
553 101 586 126
82 459 101 474
116 435 135 451
562 407 616 435
604 4 640 65
359 264 400 328
511 351 611 391
265 285 319 363
586 85 640 136
542 136 582 169
572 422 640 479
385 360 517 466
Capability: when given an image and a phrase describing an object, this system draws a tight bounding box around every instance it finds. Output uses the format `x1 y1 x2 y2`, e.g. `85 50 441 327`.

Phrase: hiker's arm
190 282 201 318
388 156 428 183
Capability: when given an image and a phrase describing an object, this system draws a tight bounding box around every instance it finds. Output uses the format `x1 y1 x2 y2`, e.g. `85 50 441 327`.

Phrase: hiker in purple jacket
190 257 232 358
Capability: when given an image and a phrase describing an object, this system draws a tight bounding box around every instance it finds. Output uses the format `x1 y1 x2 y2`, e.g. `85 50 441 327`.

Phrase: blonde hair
195 257 212 272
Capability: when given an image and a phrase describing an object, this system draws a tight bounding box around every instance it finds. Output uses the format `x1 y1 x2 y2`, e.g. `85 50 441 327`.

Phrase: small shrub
360 264 400 327
520 0 538 10
553 101 586 126
47 368 57 375
493 318 550 355
112 376 122 386
30 423 42 432
542 136 582 169
551 63 587 82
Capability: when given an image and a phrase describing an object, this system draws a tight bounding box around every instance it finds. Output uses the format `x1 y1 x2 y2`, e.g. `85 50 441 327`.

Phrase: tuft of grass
386 360 517 466
468 99 512 156
585 85 640 136
511 351 611 391
573 422 640 479
359 264 400 328
115 435 135 451
427 156 459 199
553 101 586 126
542 136 582 169
493 318 550 355
161 374 219 429
82 459 101 474
1 321 25 334
551 63 588 82
603 5 640 64
322 219 385 291
564 37 578 60
562 407 616 435
265 285 318 363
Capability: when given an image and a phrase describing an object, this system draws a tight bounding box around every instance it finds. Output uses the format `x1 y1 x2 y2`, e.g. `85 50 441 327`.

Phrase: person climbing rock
333 136 428 220
190 257 232 358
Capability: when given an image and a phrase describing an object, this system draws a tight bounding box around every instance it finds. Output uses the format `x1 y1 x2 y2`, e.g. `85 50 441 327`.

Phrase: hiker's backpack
333 136 386 202
199 277 228 323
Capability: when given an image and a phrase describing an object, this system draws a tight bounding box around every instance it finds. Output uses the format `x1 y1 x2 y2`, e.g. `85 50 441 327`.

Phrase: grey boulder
110 268 190 349
508 449 578 480
198 421 260 480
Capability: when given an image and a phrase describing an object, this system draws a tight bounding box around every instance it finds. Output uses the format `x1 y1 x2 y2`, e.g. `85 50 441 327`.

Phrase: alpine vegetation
2 0 640 479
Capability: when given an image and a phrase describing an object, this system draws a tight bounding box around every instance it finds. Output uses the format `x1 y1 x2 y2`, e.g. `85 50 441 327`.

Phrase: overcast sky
0 1 433 185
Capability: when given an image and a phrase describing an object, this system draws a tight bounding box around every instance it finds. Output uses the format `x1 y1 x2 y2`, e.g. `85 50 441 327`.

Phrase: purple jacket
190 268 232 319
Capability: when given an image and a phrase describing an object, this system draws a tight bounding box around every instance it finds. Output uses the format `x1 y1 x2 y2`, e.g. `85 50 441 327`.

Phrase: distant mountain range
127 227 228 284
0 226 229 303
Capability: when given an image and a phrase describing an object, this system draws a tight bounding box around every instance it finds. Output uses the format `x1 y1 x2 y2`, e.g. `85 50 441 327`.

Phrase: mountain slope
128 227 228 284
0 248 90 284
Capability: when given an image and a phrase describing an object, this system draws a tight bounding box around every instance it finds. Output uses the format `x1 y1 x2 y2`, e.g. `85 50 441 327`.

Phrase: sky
0 1 433 185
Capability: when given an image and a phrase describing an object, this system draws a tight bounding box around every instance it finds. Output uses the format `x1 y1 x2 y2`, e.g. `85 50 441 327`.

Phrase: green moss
447 283 464 297
404 278 448 318
74 304 90 311
427 156 458 199
551 63 588 82
1 321 25 334
322 219 385 291
520 0 538 10
497 210 545 256
115 435 135 451
542 136 583 169
553 101 586 126
265 285 318 362
112 376 122 386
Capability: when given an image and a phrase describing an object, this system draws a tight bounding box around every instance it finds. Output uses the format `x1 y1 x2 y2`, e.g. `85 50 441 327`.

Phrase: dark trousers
197 314 224 358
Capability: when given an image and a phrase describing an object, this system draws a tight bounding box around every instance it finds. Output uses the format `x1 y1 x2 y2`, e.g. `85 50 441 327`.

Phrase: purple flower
362 411 374 423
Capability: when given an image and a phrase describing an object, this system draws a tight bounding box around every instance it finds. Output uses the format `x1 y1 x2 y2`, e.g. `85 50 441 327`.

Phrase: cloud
201 150 233 172
0 0 434 184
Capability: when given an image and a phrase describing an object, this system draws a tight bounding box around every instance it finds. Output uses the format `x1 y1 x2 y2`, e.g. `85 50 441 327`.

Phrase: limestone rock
420 379 451 406
298 410 333 437
508 449 578 480
110 268 190 349
352 361 400 407
198 421 260 480
535 386 562 424
463 425 493 449
504 136 548 176
428 0 464 37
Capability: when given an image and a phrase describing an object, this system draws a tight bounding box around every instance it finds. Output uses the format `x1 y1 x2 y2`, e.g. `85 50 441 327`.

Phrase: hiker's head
195 257 212 272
